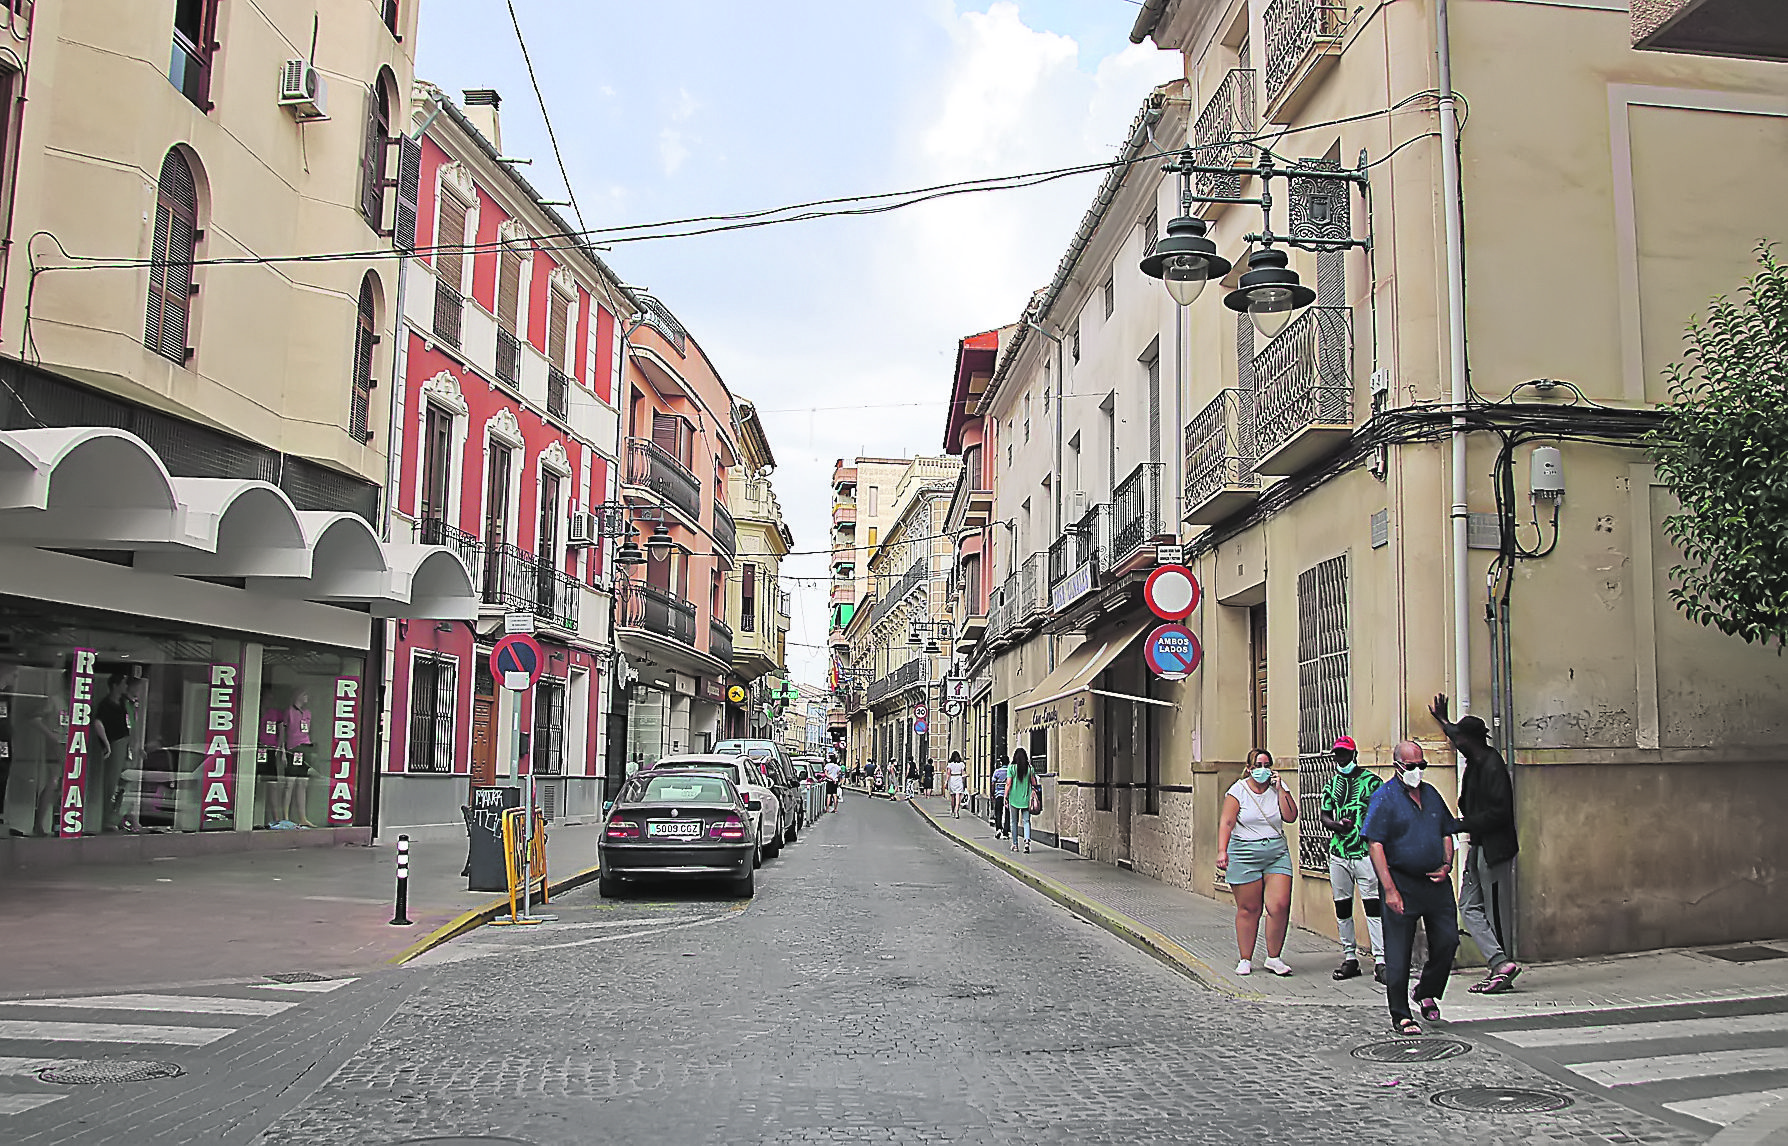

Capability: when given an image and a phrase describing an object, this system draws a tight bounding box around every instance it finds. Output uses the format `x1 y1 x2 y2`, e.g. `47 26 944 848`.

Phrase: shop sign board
727 684 747 705
59 648 97 838
200 660 240 825
326 676 362 826
1156 544 1184 565
1144 623 1203 681
1050 562 1096 612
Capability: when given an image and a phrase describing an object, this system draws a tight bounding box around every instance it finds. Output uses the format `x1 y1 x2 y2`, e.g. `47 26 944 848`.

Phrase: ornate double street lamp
1140 148 1372 337
595 504 674 569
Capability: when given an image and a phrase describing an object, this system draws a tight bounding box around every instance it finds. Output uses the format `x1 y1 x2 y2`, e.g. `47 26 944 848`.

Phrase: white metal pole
1437 0 1472 724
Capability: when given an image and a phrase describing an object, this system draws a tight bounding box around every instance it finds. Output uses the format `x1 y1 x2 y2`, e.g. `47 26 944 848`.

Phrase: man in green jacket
1319 735 1386 982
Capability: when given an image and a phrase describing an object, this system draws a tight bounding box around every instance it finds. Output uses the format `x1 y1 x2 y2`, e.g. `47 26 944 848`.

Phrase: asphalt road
255 796 1704 1146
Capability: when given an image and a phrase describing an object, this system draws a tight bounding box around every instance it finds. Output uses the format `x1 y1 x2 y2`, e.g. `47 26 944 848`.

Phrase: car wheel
786 817 798 844
732 866 755 898
599 869 623 899
765 831 782 859
752 844 763 869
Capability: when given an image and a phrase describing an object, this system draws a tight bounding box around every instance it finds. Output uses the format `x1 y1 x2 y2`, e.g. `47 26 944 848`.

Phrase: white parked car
648 754 786 861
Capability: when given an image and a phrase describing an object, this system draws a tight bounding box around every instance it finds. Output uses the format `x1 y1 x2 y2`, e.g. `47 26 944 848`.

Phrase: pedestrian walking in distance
1320 735 1387 983
1363 741 1461 1036
991 754 1010 838
921 757 935 797
945 751 967 818
1431 693 1523 993
1216 748 1298 977
1006 749 1036 853
824 757 842 813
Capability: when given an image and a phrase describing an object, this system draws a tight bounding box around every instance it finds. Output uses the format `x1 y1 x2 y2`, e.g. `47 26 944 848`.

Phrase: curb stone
388 862 603 964
907 799 1263 1000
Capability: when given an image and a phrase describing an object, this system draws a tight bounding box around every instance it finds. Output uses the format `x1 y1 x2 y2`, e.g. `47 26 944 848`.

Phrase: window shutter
652 412 680 455
350 277 376 441
392 135 421 251
360 85 386 225
146 151 197 363
436 192 467 288
548 290 570 369
497 249 522 333
1147 355 1161 465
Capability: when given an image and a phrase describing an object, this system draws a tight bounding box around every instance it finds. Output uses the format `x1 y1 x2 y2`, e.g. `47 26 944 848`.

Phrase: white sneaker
1265 957 1293 977
1235 959 1252 975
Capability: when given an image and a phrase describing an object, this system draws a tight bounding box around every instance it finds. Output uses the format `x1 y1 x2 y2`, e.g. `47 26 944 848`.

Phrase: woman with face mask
1216 748 1300 976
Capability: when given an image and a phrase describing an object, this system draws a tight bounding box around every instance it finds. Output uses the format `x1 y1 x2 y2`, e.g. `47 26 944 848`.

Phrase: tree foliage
1652 243 1788 648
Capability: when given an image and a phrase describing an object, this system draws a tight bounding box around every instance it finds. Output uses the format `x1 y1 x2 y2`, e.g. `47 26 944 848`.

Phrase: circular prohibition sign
490 633 545 691
1144 564 1201 621
1144 623 1203 681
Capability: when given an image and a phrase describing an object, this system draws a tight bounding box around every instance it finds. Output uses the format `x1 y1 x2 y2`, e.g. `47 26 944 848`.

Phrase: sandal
1478 971 1517 994
1418 997 1442 1022
1393 1017 1422 1036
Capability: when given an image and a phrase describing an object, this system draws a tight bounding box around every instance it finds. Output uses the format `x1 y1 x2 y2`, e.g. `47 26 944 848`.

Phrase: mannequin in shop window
281 689 316 828
258 687 286 829
12 664 69 837
93 673 132 833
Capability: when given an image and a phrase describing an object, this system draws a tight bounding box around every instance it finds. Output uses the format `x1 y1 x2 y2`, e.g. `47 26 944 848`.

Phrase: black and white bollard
390 834 413 926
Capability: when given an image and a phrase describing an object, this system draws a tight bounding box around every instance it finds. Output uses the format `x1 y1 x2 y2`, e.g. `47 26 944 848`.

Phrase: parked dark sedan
599 772 759 898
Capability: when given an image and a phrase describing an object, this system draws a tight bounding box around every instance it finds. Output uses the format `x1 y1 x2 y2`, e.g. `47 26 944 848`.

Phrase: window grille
145 150 198 363
408 654 457 773
1296 554 1350 870
533 678 566 775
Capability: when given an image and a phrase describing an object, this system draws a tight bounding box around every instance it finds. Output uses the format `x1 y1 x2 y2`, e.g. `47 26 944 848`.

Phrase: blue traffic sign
914 719 929 735
1144 623 1202 680
491 633 545 690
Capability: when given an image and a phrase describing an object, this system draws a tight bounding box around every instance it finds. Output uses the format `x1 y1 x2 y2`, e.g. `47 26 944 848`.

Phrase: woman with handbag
1006 749 1037 853
1216 748 1298 976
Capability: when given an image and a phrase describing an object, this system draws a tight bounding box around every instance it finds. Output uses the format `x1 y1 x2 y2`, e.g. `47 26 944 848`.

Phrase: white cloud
658 86 701 175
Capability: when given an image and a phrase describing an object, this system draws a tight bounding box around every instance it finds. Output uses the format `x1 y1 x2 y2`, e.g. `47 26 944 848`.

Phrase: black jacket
1452 733 1518 867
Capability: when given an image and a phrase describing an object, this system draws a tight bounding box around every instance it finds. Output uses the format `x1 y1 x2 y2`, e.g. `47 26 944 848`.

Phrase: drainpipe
1436 0 1472 725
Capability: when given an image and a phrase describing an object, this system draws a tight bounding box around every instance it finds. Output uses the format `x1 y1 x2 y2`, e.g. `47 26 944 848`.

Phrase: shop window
408 654 456 773
350 273 378 442
533 678 565 774
145 149 200 364
169 0 218 111
262 647 369 829
1027 728 1047 775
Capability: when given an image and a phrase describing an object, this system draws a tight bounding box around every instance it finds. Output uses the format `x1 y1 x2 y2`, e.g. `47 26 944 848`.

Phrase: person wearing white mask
1362 741 1460 1035
1216 748 1298 977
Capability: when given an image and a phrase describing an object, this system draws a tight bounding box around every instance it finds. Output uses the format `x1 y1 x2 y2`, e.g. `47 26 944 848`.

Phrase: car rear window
640 776 734 804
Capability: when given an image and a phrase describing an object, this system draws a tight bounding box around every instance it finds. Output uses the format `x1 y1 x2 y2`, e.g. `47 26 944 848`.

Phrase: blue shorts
1226 836 1292 885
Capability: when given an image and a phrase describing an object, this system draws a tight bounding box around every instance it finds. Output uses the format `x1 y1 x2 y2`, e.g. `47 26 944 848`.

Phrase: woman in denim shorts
1217 748 1299 977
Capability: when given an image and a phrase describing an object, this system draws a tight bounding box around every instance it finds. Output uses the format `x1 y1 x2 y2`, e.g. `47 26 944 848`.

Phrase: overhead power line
505 0 586 232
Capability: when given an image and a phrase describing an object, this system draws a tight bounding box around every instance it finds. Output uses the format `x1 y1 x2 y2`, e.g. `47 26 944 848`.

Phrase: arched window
350 273 378 441
360 71 395 228
382 1 399 37
145 149 199 363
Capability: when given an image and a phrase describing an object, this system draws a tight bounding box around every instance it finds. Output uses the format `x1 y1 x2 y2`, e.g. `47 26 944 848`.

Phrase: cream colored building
724 406 792 694
953 0 1788 960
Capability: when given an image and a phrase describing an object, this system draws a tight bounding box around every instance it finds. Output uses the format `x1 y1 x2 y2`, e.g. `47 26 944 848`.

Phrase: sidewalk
909 796 1788 1017
0 820 602 998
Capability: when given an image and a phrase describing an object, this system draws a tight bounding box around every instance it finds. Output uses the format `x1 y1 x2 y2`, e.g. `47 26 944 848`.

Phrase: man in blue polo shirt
1362 740 1459 1035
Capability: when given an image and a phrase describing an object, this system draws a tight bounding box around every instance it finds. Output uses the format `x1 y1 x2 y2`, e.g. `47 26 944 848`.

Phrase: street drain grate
1352 1039 1471 1063
1430 1086 1574 1113
39 1060 183 1085
265 971 331 983
1702 945 1788 963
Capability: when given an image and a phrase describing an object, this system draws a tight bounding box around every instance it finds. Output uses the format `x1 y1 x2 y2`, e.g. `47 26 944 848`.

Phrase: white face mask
1398 766 1424 789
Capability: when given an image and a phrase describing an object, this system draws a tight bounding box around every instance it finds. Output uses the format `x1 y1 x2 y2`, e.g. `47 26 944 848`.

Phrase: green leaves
1650 242 1788 649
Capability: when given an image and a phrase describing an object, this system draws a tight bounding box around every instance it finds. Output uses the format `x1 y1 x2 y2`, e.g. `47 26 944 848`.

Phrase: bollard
390 834 413 926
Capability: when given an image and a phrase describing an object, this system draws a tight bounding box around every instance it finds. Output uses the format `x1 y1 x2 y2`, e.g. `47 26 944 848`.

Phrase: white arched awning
0 427 476 620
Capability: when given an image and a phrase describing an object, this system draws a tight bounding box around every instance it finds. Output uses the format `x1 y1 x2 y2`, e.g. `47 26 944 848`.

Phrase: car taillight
605 816 640 840
709 815 747 841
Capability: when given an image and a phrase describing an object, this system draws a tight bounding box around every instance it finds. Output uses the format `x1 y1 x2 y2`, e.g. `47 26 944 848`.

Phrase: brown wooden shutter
360 83 388 226
145 150 197 362
392 135 421 251
496 249 521 333
547 289 570 369
652 412 680 455
350 276 376 441
436 193 467 290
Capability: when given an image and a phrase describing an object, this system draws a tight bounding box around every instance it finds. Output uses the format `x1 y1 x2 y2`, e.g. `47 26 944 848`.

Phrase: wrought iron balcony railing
1264 0 1348 112
1253 306 1354 472
1194 69 1256 201
712 500 737 558
432 282 462 349
546 367 570 420
617 578 697 646
709 617 733 666
1184 388 1262 523
419 517 482 586
870 557 926 629
625 437 702 520
481 541 536 612
532 561 579 631
1048 503 1110 613
496 329 521 387
1110 462 1165 564
1020 552 1045 621
867 655 926 706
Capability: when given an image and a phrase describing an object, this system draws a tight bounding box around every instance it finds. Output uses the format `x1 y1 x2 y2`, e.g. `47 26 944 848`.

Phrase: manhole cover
1431 1086 1574 1113
39 1060 183 1085
265 971 332 983
1352 1038 1471 1063
1702 945 1788 963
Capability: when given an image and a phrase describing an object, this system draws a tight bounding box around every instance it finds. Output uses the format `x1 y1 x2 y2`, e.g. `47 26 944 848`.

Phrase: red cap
1333 736 1357 752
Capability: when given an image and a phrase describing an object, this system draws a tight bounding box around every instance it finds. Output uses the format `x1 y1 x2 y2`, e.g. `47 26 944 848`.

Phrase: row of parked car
598 738 834 900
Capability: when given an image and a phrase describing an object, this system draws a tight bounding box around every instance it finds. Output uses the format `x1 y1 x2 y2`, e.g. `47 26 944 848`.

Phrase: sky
414 0 1184 687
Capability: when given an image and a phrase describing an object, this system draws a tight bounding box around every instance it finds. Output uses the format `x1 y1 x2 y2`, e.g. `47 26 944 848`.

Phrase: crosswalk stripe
0 1020 233 1047
1565 1046 1788 1087
11 994 295 1017
251 978 355 993
0 1095 67 1116
1663 1088 1788 1127
1492 1011 1788 1048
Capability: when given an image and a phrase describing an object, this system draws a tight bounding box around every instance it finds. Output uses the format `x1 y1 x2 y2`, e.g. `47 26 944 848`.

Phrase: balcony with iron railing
709 617 733 666
479 542 578 630
1194 69 1257 210
433 281 463 349
1264 0 1349 121
712 499 737 558
532 560 580 631
1110 462 1166 567
867 655 927 707
1184 388 1263 525
832 499 857 526
625 437 702 520
870 557 927 629
418 518 482 586
617 578 698 646
1020 552 1046 623
495 329 521 387
1252 306 1354 476
1049 503 1110 614
546 367 570 421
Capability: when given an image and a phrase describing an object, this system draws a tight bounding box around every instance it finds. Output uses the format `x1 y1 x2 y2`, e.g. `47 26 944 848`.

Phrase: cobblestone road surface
259 797 1710 1145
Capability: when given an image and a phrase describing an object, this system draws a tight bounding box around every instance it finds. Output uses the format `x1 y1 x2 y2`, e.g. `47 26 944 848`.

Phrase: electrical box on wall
1531 446 1565 500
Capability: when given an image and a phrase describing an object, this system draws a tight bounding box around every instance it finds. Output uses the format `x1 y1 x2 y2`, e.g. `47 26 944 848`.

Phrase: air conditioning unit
278 59 329 121
566 509 594 547
1068 489 1089 520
